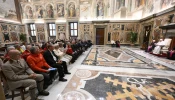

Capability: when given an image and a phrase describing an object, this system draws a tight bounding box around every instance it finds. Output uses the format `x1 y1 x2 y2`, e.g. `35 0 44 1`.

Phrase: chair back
164 38 172 47
0 69 7 82
0 69 8 91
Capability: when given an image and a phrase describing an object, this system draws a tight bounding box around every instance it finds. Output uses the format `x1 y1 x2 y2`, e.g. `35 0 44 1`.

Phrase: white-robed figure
152 39 165 54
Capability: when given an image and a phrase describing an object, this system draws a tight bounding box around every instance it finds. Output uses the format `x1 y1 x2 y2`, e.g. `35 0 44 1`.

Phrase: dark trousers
51 63 65 78
68 54 77 63
51 61 69 78
61 61 69 73
35 69 56 86
35 71 49 87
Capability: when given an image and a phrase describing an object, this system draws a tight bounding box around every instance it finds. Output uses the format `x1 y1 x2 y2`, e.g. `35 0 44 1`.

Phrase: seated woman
66 42 76 63
147 40 156 52
167 47 175 60
54 44 65 58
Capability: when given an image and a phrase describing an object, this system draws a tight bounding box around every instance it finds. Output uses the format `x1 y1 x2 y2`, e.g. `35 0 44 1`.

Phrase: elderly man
27 46 56 89
153 39 165 54
1 50 49 100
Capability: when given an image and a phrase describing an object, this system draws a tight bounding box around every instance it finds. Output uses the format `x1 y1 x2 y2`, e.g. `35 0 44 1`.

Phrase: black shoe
5 93 9 98
59 78 67 82
39 91 49 96
65 72 71 74
48 80 53 85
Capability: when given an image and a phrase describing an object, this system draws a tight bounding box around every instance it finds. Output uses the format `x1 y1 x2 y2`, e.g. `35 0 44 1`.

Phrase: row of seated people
146 39 175 60
0 39 92 100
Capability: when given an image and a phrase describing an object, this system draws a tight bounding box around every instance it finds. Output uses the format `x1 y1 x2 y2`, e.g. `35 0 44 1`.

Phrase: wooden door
96 28 104 45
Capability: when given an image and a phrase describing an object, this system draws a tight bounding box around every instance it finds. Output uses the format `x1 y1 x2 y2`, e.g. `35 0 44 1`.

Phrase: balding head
8 50 21 60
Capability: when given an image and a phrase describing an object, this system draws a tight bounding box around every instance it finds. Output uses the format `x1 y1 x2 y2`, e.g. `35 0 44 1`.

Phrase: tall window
49 23 56 36
69 22 78 37
30 24 36 36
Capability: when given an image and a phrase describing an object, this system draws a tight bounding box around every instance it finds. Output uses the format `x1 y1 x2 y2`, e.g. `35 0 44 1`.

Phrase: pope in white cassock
152 39 165 54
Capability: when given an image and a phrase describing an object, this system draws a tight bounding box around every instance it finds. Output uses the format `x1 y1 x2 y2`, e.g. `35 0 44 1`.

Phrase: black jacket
43 50 59 66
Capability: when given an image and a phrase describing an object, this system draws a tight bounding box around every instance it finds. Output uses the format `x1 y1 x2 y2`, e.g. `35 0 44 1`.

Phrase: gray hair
7 46 15 52
30 46 39 54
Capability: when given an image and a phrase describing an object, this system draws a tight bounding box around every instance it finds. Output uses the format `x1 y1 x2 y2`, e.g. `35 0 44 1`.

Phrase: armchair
161 38 172 54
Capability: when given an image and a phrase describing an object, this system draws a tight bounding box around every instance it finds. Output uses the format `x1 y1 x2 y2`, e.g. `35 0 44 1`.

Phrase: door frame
96 28 105 45
94 24 108 45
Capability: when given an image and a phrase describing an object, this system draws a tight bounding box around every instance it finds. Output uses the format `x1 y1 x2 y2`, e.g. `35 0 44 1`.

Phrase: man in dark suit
43 44 70 82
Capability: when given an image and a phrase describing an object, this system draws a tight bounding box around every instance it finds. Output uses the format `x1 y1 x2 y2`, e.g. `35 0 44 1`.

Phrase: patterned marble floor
82 46 175 71
59 70 175 100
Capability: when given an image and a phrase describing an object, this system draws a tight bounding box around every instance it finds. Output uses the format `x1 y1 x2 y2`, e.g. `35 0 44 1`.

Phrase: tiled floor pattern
59 70 175 100
82 46 175 71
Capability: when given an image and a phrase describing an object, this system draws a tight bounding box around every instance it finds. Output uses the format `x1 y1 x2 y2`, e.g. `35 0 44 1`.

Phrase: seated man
1 50 49 100
27 46 57 89
147 39 156 52
43 44 71 82
153 39 165 54
22 45 32 61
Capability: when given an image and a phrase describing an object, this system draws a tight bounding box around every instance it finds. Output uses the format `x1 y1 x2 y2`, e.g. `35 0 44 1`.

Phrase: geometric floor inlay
82 46 175 71
59 70 175 100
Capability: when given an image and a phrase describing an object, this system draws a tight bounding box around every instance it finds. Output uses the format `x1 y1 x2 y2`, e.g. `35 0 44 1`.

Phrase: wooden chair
0 70 26 100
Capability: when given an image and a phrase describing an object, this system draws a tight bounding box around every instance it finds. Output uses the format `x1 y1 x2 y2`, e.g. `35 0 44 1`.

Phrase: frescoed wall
0 0 17 20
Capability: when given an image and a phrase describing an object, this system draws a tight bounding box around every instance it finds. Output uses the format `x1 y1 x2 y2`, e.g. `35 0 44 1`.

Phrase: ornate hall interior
0 0 175 100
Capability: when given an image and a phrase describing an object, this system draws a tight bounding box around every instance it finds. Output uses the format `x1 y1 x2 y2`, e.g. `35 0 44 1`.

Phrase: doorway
96 28 105 45
142 25 151 50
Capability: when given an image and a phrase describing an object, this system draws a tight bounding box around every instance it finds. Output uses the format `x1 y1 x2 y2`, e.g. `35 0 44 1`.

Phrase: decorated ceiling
0 0 17 20
17 0 175 21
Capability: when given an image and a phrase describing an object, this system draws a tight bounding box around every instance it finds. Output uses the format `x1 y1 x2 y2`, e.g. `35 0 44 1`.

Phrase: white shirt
49 50 57 62
53 49 64 58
